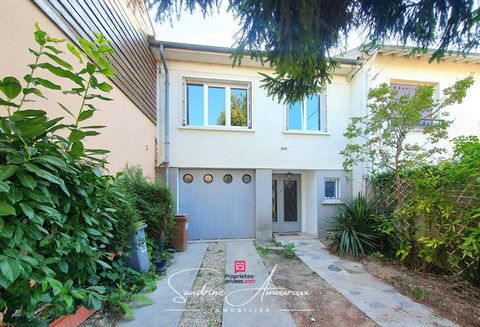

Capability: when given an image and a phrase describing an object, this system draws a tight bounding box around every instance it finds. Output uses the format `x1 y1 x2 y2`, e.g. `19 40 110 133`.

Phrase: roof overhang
376 45 480 65
149 40 362 75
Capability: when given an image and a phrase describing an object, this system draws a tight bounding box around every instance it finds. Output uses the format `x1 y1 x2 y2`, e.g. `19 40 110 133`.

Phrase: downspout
159 44 170 187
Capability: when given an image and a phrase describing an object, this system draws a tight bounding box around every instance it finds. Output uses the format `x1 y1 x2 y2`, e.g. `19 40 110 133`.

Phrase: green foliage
0 25 155 324
327 194 380 257
342 78 474 243
411 287 429 300
118 166 176 241
255 245 270 257
149 0 480 103
403 136 480 282
281 243 296 259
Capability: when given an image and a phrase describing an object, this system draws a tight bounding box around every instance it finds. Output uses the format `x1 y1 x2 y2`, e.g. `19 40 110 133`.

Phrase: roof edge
149 40 362 65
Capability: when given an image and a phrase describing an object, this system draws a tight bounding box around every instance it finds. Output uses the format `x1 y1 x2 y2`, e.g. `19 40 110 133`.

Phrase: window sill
283 130 330 136
178 126 255 133
322 199 343 205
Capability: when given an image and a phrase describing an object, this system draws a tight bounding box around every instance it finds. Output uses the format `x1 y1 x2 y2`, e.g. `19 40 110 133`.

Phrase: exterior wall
255 169 273 241
372 55 480 152
166 60 354 171
316 170 353 238
301 171 318 236
0 0 156 177
32 0 158 122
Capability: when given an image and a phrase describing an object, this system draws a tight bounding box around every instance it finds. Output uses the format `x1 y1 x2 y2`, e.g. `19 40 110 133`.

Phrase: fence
367 178 480 281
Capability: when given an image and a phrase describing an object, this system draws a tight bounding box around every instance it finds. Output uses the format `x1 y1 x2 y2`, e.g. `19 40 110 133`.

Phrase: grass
411 287 429 300
255 241 297 259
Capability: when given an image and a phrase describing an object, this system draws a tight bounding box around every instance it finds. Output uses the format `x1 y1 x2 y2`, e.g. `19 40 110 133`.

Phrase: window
223 174 233 184
242 174 252 184
183 174 193 184
324 178 340 199
390 82 437 127
183 78 252 128
203 174 214 184
286 93 327 132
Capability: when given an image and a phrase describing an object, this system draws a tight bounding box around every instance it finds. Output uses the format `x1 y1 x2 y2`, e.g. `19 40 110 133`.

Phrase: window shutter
390 83 418 97
181 78 187 126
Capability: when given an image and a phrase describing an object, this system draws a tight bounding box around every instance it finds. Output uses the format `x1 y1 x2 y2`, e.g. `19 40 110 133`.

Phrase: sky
149 3 240 47
149 4 363 51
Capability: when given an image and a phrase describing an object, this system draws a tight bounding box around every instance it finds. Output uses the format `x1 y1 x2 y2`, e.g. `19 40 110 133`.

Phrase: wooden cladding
33 0 157 123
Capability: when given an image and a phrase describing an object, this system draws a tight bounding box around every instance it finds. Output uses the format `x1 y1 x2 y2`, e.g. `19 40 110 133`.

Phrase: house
0 0 157 177
2 1 479 242
149 41 480 241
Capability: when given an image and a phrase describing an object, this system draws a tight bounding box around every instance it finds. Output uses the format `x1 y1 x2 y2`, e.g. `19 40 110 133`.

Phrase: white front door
272 174 301 233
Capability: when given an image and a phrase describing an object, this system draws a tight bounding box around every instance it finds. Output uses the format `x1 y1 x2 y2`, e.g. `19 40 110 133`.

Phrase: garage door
179 169 255 240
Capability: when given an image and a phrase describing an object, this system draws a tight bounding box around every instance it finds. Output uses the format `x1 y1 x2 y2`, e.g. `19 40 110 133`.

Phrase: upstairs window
183 78 252 129
286 93 327 132
390 82 437 127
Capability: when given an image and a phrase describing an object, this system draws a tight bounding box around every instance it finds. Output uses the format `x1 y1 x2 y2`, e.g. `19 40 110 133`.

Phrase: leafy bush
326 194 380 257
118 166 175 242
0 25 155 324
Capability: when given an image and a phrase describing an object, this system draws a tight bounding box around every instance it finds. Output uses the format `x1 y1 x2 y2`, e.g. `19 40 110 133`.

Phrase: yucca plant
326 193 379 257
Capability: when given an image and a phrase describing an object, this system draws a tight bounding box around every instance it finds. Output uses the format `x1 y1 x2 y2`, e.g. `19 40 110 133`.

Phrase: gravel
178 242 225 327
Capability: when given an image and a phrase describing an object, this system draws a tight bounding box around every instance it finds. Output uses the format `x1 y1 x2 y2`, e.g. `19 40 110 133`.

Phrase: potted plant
153 249 175 275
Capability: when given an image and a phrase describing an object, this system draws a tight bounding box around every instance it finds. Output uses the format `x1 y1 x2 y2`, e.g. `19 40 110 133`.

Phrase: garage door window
242 174 252 184
203 174 214 184
223 174 233 184
183 174 193 183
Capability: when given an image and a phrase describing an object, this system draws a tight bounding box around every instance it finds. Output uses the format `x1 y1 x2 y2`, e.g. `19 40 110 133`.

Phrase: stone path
119 242 208 327
275 235 457 327
222 240 296 327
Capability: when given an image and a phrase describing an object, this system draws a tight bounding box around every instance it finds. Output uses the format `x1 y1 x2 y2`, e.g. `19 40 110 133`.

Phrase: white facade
155 42 480 240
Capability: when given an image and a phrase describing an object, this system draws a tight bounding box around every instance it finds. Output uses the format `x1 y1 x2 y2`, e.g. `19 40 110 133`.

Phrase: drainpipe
159 44 170 187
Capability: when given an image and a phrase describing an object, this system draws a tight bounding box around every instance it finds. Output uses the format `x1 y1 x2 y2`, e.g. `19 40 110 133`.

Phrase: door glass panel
208 86 226 125
283 180 297 222
272 180 277 222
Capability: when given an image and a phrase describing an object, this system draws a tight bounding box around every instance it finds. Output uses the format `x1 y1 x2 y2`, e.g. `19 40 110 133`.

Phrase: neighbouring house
149 41 480 241
0 0 157 177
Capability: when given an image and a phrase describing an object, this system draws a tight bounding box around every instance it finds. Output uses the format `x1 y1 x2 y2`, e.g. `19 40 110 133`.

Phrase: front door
272 174 301 233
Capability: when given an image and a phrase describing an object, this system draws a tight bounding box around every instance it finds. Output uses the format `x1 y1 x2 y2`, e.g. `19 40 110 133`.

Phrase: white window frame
182 77 252 129
284 91 328 133
324 178 340 200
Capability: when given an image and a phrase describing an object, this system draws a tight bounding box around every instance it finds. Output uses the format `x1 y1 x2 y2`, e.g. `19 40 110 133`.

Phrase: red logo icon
234 260 246 273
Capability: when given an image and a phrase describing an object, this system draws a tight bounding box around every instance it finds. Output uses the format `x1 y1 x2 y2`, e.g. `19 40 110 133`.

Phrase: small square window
324 178 340 199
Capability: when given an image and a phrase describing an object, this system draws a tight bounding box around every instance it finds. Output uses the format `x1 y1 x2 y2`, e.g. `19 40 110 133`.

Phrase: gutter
159 44 170 187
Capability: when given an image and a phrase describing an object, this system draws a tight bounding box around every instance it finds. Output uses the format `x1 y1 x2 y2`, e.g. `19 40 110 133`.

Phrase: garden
327 78 480 325
0 26 176 326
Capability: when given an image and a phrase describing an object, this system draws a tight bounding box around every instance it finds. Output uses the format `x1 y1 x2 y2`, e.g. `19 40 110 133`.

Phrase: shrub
326 194 380 257
118 166 175 243
0 25 156 324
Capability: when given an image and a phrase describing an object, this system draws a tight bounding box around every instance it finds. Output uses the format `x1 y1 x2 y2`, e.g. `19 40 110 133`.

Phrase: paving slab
222 240 296 327
119 242 208 327
276 236 457 327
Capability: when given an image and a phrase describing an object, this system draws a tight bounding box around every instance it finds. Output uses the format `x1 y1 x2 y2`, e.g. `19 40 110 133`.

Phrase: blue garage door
179 169 255 240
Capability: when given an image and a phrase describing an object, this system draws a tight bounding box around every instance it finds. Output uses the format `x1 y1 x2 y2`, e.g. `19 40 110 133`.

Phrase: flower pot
49 306 95 327
153 258 168 275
